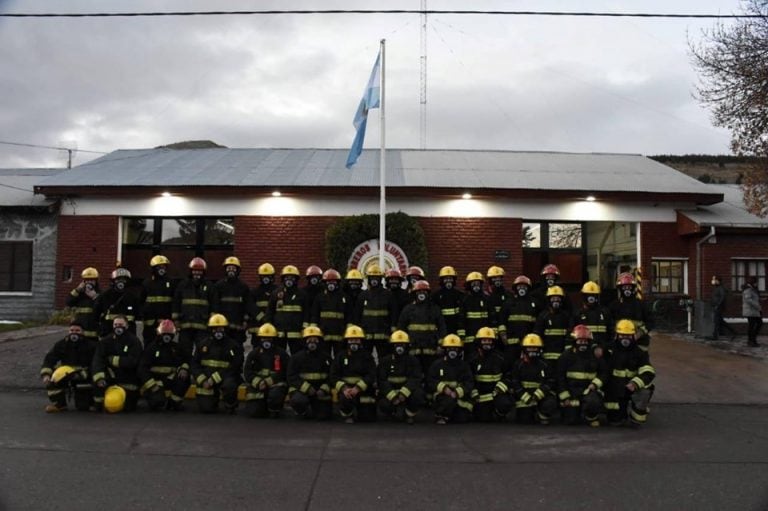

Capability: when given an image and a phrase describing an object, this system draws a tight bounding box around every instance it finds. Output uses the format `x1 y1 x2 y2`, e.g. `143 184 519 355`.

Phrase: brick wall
55 216 119 308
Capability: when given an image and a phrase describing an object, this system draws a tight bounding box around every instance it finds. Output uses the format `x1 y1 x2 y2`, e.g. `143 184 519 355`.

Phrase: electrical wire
0 141 108 154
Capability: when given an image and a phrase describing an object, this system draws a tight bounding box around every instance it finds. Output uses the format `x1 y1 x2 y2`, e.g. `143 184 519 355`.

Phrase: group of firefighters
41 255 655 426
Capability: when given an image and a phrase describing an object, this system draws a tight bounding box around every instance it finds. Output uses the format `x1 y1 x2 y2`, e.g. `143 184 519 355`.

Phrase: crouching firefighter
605 320 656 427
40 321 97 413
92 316 143 412
244 323 290 418
332 325 378 423
287 327 333 420
377 330 425 424
427 334 474 424
467 327 508 422
191 314 243 414
557 324 608 426
138 319 191 411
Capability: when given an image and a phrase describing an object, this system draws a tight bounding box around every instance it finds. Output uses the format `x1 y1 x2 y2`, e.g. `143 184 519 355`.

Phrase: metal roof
0 168 64 207
36 148 718 198
681 184 768 228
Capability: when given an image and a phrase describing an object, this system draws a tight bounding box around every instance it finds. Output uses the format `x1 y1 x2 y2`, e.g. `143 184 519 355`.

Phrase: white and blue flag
346 51 381 169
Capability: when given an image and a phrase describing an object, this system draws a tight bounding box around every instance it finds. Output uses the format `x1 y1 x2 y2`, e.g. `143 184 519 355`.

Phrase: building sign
348 239 409 275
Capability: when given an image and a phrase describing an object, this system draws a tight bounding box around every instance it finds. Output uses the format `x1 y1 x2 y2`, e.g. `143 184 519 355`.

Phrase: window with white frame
651 259 686 294
731 259 767 292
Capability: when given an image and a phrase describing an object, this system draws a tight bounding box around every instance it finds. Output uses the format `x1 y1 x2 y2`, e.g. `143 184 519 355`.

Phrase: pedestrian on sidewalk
742 277 763 347
709 275 737 340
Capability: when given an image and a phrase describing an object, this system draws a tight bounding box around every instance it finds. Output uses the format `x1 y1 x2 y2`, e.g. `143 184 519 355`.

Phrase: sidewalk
0 325 66 344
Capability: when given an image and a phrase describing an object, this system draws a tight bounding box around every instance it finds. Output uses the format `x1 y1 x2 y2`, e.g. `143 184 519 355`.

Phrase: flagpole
378 38 386 271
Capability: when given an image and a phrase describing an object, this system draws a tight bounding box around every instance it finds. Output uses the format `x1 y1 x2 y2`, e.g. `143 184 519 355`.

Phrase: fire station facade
34 148 768 319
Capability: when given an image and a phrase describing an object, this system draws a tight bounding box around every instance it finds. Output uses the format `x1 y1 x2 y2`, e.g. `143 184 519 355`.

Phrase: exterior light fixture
462 193 472 200
585 195 596 202
272 191 282 197
161 191 172 198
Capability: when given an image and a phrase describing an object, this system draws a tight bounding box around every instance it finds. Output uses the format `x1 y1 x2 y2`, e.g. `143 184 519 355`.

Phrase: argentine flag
346 50 381 169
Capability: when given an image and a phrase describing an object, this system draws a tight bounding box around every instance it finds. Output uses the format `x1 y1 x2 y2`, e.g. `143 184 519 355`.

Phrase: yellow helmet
302 325 323 339
466 271 484 283
346 269 364 280
581 281 600 294
104 385 126 413
281 265 300 277
366 264 383 277
615 319 637 335
258 323 278 338
487 266 505 278
51 365 76 384
546 286 565 297
81 267 99 279
475 327 497 340
389 330 410 344
150 255 170 267
258 263 275 276
521 333 544 348
441 334 464 348
439 266 457 278
223 256 241 268
344 324 365 339
208 314 229 328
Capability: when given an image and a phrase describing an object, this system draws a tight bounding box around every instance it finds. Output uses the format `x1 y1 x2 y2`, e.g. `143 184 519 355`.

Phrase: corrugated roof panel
0 169 65 206
683 185 768 228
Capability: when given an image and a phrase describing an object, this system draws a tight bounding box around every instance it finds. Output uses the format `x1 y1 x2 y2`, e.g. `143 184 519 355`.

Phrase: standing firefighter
310 269 350 357
355 264 397 357
460 272 494 353
605 320 656 427
268 265 310 354
332 325 378 423
303 265 324 310
558 325 608 426
66 267 101 343
573 281 613 350
467 327 508 422
343 269 365 306
95 267 140 337
248 262 277 333
287 327 333 420
377 330 425 424
398 280 447 375
432 266 464 336
532 264 571 312
386 268 410 320
534 286 572 368
427 334 474 424
191 314 243 414
405 265 426 292
486 266 511 320
40 321 97 413
497 275 539 363
173 257 213 354
140 255 174 346
137 319 191 411
212 256 251 351
243 323 290 418
91 316 143 412
609 272 654 351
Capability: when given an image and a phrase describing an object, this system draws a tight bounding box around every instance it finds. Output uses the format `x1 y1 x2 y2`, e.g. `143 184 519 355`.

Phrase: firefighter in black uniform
605 320 656 427
531 264 572 313
497 275 539 363
343 269 364 306
467 327 508 422
609 272 654 352
427 334 474 424
486 266 511 322
191 314 243 414
91 315 143 412
310 269 350 357
558 324 608 426
243 323 290 418
496 333 558 424
303 265 324 310
40 321 96 413
66 267 101 343
212 256 251 351
287 327 333 420
173 257 213 355
386 268 410 320
140 255 174 346
355 264 397 357
534 286 572 368
405 265 426 292
332 325 378 423
398 280 447 375
432 266 464 336
268 265 310 354
138 319 191 411
573 281 613 350
248 262 277 335
94 267 140 337
377 330 425 424
460 272 494 353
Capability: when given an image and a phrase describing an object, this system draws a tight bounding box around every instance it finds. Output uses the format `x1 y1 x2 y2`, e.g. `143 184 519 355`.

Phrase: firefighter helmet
281 265 300 277
366 264 383 277
406 266 425 279
150 255 170 267
302 325 322 338
581 281 601 294
51 365 76 384
189 257 207 271
475 326 497 340
346 269 364 280
259 323 278 338
156 319 176 335
344 324 365 339
223 256 241 268
104 385 126 413
521 333 544 348
546 285 565 297
412 280 431 292
323 269 341 281
306 265 323 277
439 266 457 278
81 267 99 279
616 272 636 287
615 319 637 335
466 271 484 283
541 264 560 276
258 263 275 276
441 334 464 348
389 330 410 344
385 268 402 279
111 268 131 280
513 275 532 287
207 314 229 328
486 266 505 278
572 324 593 340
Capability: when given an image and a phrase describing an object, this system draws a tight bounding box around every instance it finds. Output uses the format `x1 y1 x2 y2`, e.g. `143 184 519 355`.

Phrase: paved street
1 329 767 510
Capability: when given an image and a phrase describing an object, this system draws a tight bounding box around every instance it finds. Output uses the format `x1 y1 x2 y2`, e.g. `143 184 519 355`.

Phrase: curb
0 325 67 344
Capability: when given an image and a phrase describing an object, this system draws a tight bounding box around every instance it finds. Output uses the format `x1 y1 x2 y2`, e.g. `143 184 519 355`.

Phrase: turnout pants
244 384 288 418
289 391 332 420
195 376 239 414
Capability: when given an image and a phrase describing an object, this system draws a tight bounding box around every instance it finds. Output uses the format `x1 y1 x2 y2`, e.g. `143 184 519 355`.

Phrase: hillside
649 155 762 184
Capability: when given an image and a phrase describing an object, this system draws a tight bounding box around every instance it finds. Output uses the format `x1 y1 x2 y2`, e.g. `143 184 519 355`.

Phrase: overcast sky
0 0 744 168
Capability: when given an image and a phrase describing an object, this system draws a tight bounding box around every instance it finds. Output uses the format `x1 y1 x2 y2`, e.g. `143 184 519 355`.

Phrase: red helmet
188 257 207 271
406 266 425 278
513 275 532 287
541 264 560 276
306 265 323 277
322 269 341 281
412 280 431 292
156 319 177 335
616 272 636 287
385 268 403 279
572 324 593 341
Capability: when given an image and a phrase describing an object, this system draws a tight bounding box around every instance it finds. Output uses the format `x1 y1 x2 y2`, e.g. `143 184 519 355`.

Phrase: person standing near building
94 267 140 337
140 255 174 346
303 265 324 310
497 275 539 363
742 276 763 347
708 275 736 341
355 264 397 357
173 257 213 355
248 262 277 336
66 267 101 343
268 265 310 353
310 269 350 357
432 266 464 336
386 268 410 320
212 256 251 352
398 280 447 375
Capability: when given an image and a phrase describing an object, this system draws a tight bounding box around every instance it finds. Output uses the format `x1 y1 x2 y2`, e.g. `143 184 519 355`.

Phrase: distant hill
649 154 763 184
156 140 227 150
